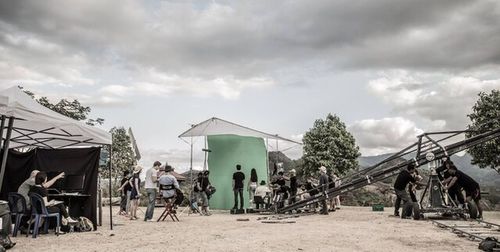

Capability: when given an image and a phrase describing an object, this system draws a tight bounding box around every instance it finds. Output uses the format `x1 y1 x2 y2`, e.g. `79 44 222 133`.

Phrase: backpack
75 217 94 232
479 237 499 252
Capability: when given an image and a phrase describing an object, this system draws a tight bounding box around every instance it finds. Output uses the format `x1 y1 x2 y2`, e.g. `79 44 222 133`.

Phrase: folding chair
157 185 179 222
7 192 29 237
27 193 60 238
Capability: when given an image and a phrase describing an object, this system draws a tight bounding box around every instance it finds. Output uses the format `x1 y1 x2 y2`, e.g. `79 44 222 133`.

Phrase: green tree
20 86 104 126
108 127 136 180
467 90 500 169
302 113 360 177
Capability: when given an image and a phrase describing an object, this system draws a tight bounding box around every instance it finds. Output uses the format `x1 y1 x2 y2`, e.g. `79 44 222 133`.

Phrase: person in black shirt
198 170 211 215
128 166 142 220
28 172 77 226
445 164 483 218
288 169 298 205
271 171 288 208
394 169 422 216
232 164 245 210
393 163 418 218
118 170 130 215
436 159 465 206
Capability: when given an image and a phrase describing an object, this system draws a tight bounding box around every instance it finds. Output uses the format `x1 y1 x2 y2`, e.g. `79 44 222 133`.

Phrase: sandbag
479 237 499 252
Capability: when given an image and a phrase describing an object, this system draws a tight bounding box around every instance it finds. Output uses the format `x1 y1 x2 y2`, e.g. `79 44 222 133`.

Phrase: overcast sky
1 0 499 171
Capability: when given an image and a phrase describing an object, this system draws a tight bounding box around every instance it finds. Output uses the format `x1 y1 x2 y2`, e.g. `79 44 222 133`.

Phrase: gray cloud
1 0 499 162
349 117 424 155
368 70 500 130
1 0 498 91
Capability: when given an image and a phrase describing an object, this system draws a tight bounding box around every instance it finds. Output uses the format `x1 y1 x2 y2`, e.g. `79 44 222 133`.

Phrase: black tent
0 148 100 227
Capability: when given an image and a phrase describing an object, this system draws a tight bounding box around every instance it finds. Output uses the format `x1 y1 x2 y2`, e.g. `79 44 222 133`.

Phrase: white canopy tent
0 86 113 229
178 117 302 182
0 86 111 149
179 117 302 144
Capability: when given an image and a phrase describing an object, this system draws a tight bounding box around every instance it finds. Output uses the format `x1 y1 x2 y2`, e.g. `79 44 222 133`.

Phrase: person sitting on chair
254 180 271 209
18 170 65 208
28 172 78 226
158 165 180 205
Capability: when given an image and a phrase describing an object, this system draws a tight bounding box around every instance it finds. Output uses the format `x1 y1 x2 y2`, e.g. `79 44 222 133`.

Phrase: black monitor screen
63 175 85 192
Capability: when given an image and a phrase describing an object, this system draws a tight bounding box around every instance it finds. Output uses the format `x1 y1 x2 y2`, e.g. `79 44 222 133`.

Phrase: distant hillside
358 153 395 168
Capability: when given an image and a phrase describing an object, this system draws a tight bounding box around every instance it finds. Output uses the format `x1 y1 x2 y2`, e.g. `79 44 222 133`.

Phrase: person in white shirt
254 180 271 209
144 161 160 221
159 166 180 200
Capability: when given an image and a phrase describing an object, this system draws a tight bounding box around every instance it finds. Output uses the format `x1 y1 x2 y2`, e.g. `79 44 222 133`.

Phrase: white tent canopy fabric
179 117 301 144
0 86 111 149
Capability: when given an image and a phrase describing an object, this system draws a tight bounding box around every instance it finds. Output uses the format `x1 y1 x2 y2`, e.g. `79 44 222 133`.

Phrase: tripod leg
419 177 431 206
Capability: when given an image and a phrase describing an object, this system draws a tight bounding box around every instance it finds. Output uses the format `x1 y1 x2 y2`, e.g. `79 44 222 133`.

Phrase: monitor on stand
63 175 86 193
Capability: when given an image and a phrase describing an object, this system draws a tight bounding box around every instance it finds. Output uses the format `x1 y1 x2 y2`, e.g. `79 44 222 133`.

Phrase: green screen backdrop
207 134 268 210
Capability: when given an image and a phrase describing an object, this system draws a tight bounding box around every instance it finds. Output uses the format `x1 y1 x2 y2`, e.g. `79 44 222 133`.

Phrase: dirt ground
9 206 500 252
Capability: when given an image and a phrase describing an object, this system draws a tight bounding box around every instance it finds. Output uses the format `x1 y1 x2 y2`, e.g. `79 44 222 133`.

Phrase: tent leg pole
108 145 113 230
0 117 14 192
189 137 193 190
98 176 102 226
203 136 207 170
266 138 269 184
0 115 5 148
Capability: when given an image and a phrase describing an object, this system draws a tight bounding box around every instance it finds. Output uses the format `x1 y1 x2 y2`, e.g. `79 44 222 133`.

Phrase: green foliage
302 113 360 178
467 90 500 169
108 127 136 179
19 86 104 126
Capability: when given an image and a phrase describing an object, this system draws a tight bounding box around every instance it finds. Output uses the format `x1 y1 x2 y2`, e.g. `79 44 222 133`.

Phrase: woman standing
248 168 258 208
129 165 142 220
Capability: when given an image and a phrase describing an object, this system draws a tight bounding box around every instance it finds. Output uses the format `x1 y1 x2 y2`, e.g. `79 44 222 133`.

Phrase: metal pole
203 136 207 170
0 117 14 192
0 115 5 148
108 145 113 230
98 174 102 226
266 138 269 184
190 137 193 189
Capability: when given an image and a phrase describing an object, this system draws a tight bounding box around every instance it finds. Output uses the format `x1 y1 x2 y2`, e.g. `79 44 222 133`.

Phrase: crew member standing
319 166 329 215
393 163 419 218
144 161 161 221
232 164 245 210
289 169 298 205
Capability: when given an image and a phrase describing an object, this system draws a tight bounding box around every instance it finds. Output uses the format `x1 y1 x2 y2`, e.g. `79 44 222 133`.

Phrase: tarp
207 135 268 210
179 117 301 144
0 86 111 149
